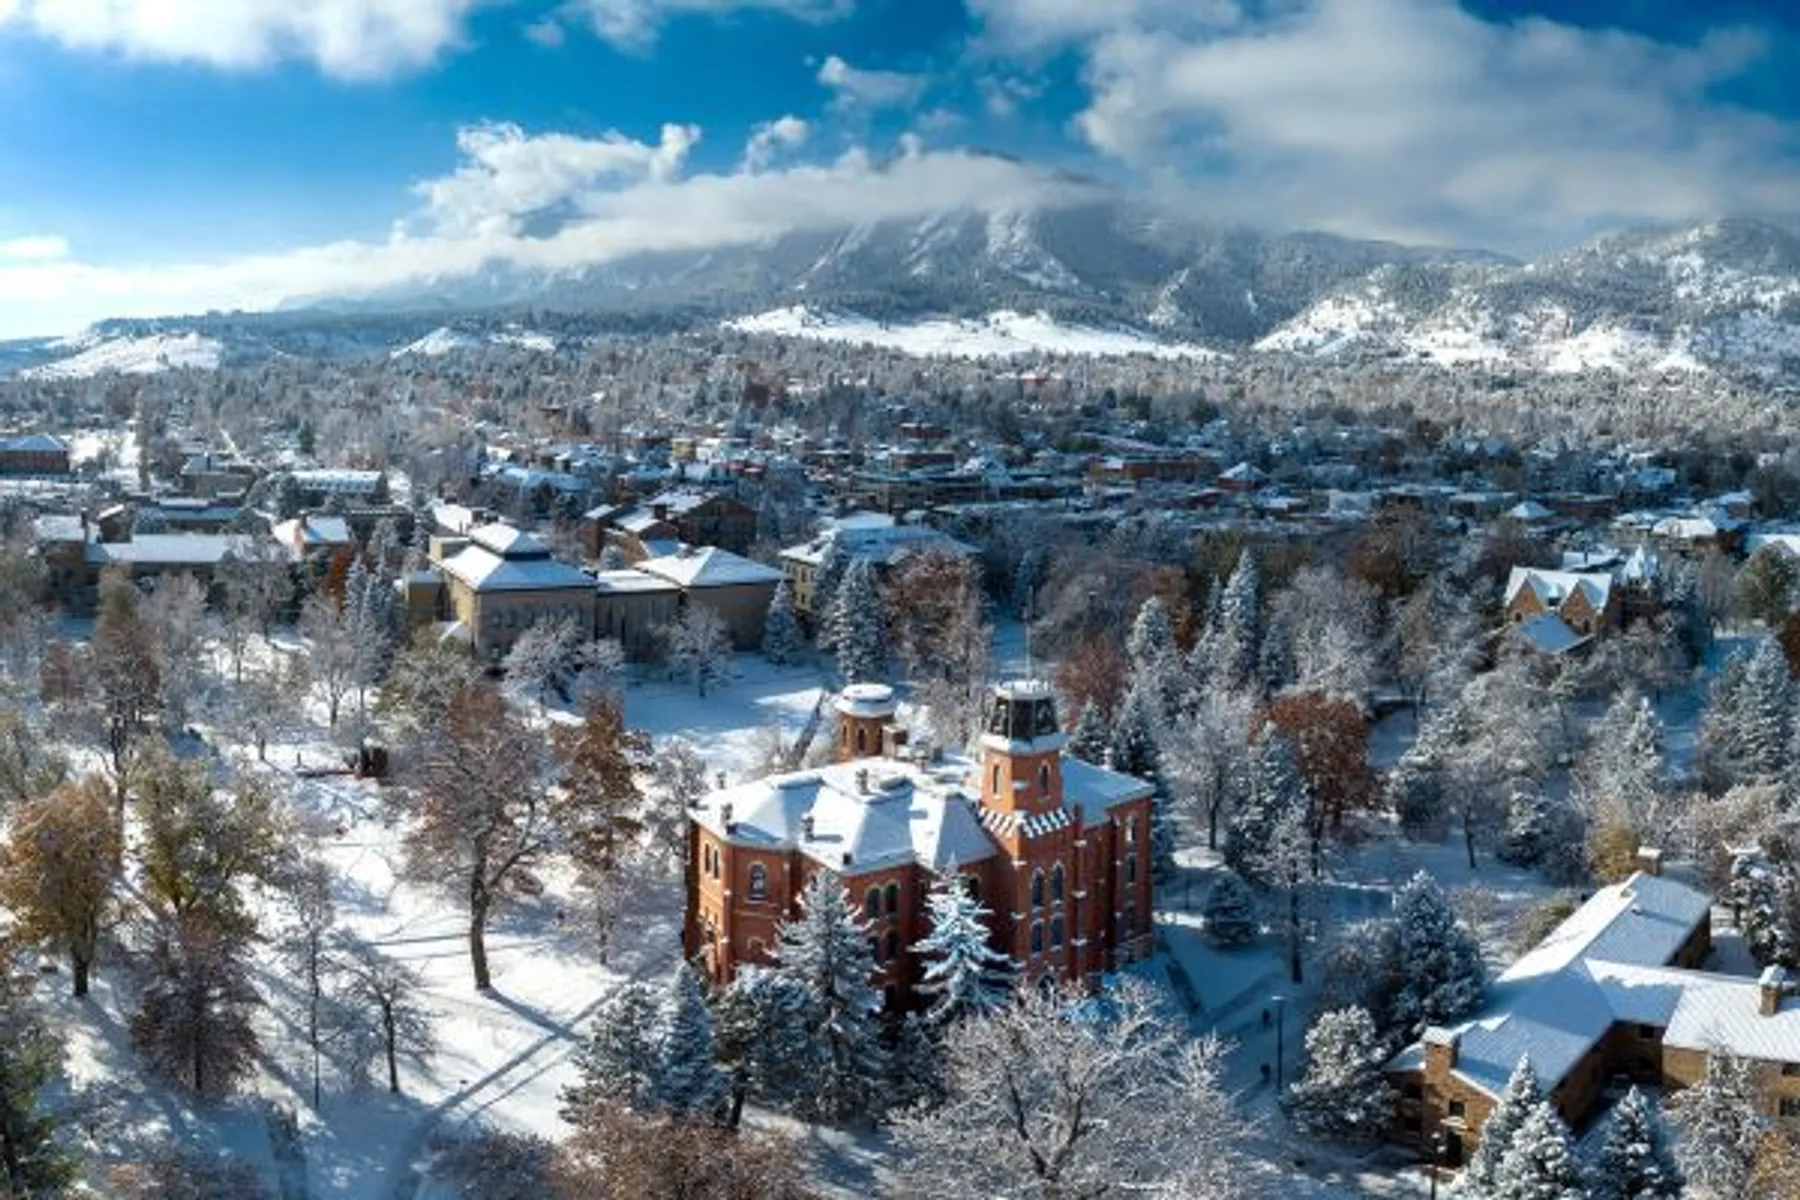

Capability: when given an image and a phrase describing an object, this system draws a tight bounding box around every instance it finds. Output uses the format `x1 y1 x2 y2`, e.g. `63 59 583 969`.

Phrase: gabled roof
272 516 354 548
88 534 259 567
1514 612 1589 656
1504 568 1614 614
438 537 591 593
637 546 783 589
1 433 67 453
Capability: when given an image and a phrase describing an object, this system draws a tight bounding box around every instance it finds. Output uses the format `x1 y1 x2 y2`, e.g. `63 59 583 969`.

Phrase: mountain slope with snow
20 331 223 380
724 306 1222 360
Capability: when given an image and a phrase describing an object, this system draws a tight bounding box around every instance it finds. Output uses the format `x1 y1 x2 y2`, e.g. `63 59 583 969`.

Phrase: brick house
596 489 757 560
1388 856 1800 1169
0 434 71 477
684 682 1156 1012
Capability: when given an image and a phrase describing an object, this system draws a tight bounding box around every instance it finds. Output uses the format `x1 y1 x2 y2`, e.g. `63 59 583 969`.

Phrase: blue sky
0 0 1797 336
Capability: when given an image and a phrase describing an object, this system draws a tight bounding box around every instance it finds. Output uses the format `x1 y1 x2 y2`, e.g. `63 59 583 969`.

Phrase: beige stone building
434 523 596 662
636 545 783 649
1388 857 1800 1170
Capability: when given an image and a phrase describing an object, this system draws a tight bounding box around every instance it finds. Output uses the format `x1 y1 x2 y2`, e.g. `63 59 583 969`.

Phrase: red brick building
684 682 1156 1011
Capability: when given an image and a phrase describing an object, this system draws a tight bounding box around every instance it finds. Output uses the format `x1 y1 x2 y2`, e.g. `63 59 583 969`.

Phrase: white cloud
741 115 811 171
0 235 69 262
523 16 567 47
414 121 700 237
0 0 483 79
816 53 928 110
0 127 1086 338
564 0 850 50
982 0 1800 250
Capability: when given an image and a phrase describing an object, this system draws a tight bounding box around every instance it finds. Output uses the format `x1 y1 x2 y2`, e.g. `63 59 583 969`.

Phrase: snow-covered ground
391 327 557 358
21 332 222 379
724 306 1223 361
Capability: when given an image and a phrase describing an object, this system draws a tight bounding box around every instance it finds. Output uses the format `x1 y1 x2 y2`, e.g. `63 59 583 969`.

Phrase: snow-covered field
724 306 1223 361
21 332 222 379
391 327 557 359
44 642 831 1198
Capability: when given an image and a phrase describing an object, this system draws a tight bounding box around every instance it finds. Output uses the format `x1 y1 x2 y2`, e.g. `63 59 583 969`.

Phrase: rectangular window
1448 1100 1466 1119
1782 1097 1800 1118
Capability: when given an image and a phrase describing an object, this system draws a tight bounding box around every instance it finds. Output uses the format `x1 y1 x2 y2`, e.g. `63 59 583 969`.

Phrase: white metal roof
438 543 592 593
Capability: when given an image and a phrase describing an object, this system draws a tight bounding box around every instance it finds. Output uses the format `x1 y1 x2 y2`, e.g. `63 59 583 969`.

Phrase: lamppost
1427 1126 1446 1200
1270 993 1288 1090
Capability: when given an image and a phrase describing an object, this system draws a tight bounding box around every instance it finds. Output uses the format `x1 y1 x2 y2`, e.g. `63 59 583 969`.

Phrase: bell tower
978 681 1066 816
835 683 899 762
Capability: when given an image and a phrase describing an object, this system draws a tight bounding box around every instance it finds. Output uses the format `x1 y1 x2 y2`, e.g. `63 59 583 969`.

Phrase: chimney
1635 846 1664 877
652 502 670 522
801 814 815 842
855 768 870 794
1422 1028 1460 1078
719 802 733 832
1761 965 1790 1017
842 851 853 867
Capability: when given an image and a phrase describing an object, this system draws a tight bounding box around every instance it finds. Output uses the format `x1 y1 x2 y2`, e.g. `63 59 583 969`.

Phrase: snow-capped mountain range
6 196 1800 379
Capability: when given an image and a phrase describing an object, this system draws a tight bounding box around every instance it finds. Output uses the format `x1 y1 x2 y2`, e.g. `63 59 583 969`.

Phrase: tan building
435 522 596 662
594 569 681 660
1388 858 1800 1169
778 512 977 619
685 682 1156 1014
636 546 784 649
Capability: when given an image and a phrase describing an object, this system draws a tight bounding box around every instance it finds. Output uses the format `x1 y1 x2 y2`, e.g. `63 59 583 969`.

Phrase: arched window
856 726 868 754
1030 921 1044 956
1039 763 1051 794
886 930 899 961
1030 870 1045 909
1051 915 1064 949
884 882 900 918
992 765 1002 793
965 875 981 903
1123 904 1138 937
1124 817 1138 846
747 863 768 901
1051 864 1066 905
865 888 882 920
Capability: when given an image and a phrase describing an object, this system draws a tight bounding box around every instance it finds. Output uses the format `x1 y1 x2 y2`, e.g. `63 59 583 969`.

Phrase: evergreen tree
0 985 79 1197
1592 1086 1683 1200
1216 551 1262 691
1126 596 1182 718
1458 1057 1544 1197
761 579 805 666
651 963 726 1118
1728 851 1793 966
912 871 1015 1025
1108 682 1177 877
1285 1006 1394 1142
811 539 851 647
1226 725 1307 887
560 980 662 1120
711 966 813 1127
1068 701 1110 765
1667 1052 1764 1198
828 558 888 684
1705 642 1790 787
774 870 888 1125
885 1012 946 1113
1492 1099 1585 1200
1201 870 1258 946
1392 871 1486 1035
597 544 628 572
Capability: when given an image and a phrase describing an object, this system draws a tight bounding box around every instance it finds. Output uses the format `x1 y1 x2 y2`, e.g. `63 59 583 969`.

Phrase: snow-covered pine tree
1108 681 1176 877
885 1011 946 1113
560 980 662 1120
0 982 78 1195
1666 1052 1765 1197
1392 871 1485 1035
1491 1098 1586 1200
1285 1006 1394 1142
828 557 888 684
597 544 628 572
651 962 726 1118
1068 700 1110 765
761 578 805 666
1201 870 1258 946
1591 1086 1683 1200
811 538 851 648
1126 595 1182 719
1709 641 1790 787
912 871 1016 1025
710 965 813 1127
1456 1056 1544 1197
1226 724 1307 888
1216 551 1262 691
774 870 888 1125
1728 851 1792 967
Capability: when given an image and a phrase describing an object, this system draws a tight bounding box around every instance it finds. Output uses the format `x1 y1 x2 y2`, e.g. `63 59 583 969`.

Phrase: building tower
836 682 902 762
979 680 1066 814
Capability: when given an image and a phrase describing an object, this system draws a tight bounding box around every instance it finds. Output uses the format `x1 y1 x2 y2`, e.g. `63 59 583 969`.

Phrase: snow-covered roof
292 469 383 494
468 523 550 559
0 433 67 453
593 569 679 595
34 514 86 543
438 539 591 593
1504 568 1614 614
272 515 354 548
1746 532 1800 560
693 760 999 874
1514 613 1590 656
1059 756 1156 823
637 546 783 589
88 534 258 567
1394 872 1716 1097
779 520 976 569
1505 500 1556 522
